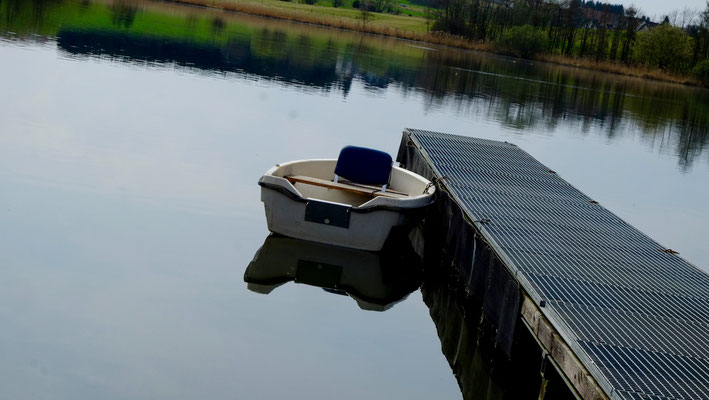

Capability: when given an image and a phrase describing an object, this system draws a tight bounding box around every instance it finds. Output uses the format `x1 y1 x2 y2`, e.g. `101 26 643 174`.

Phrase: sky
614 0 707 21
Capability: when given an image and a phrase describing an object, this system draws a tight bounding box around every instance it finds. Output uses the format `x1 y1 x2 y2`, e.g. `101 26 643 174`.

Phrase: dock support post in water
522 295 605 400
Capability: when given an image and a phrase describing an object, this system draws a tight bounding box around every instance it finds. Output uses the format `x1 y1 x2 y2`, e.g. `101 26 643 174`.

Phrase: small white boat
258 146 436 251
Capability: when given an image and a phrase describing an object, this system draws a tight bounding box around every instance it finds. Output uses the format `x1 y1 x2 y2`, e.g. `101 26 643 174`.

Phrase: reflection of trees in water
1 0 18 27
57 28 341 89
675 101 709 171
31 0 52 28
1 0 59 31
109 1 138 28
413 51 709 169
211 17 225 36
6 0 708 169
58 29 223 67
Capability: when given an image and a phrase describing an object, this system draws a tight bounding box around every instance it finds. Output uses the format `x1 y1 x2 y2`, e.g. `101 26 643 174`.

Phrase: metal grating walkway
406 129 709 400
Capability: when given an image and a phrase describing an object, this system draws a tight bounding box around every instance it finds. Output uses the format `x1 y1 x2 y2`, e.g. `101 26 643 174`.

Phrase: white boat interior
260 159 435 209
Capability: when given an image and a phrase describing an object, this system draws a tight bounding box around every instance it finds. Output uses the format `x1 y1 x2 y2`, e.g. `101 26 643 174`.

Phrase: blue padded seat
334 146 392 185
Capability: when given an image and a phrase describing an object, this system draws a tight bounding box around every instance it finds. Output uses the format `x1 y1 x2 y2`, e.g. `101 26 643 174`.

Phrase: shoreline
161 0 705 88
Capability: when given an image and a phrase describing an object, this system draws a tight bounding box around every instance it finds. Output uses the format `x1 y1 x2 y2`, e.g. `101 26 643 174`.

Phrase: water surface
1 0 708 398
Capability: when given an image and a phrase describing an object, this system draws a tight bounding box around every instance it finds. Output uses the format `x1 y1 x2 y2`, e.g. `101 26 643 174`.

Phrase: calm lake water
1 0 709 399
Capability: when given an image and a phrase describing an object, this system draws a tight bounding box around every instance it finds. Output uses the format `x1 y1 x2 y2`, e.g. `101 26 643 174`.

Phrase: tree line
426 0 709 82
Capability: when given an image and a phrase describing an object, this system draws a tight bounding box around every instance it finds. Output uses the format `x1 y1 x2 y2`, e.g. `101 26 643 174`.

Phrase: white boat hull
262 187 415 251
259 159 435 251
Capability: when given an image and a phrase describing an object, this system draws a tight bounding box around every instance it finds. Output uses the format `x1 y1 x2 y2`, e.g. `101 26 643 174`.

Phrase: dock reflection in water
246 232 576 399
244 235 423 311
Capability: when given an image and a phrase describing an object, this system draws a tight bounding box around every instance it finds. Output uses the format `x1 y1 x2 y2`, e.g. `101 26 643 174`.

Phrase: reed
537 54 703 86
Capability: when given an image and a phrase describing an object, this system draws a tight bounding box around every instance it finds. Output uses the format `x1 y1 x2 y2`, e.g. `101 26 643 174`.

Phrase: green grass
194 0 431 33
0 0 430 71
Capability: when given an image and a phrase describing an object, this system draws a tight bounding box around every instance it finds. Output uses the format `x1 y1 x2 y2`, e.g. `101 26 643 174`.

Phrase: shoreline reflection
1 0 708 169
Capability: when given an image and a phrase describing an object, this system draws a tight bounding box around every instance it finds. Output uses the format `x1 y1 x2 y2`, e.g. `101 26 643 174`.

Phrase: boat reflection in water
244 234 423 311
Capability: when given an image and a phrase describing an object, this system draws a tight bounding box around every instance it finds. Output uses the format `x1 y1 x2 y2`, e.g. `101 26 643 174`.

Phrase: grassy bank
165 0 493 48
162 0 705 87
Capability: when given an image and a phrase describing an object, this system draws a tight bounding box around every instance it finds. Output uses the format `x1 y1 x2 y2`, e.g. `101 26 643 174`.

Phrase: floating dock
397 129 709 400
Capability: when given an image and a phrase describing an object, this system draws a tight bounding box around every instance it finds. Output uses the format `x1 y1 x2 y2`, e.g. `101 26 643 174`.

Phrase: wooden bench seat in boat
285 175 408 199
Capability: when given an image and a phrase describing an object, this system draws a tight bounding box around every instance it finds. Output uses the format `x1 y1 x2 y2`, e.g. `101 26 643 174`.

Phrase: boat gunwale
259 158 436 212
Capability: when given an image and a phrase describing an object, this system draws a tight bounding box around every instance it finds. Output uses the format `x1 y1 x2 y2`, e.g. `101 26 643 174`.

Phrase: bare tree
695 1 709 61
358 0 373 28
424 6 434 32
620 5 639 63
681 7 699 28
669 7 699 28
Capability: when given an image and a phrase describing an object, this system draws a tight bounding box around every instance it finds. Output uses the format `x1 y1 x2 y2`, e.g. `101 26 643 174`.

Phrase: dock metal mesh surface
406 129 709 400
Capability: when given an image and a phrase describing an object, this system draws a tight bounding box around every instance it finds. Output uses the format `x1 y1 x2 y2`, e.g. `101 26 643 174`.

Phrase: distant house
577 8 622 30
574 7 661 32
579 19 599 29
636 21 659 32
